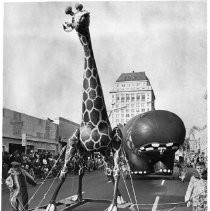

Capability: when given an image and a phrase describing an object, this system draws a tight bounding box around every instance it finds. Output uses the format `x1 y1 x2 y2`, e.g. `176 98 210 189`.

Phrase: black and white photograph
1 1 207 211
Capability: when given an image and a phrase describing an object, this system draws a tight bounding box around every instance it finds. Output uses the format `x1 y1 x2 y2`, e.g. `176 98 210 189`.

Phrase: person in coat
5 161 37 211
185 162 207 211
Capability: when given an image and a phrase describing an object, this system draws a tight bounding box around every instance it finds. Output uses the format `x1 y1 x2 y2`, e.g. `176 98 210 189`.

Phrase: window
126 94 130 101
136 108 140 112
141 103 145 107
116 94 120 102
126 114 130 117
136 94 140 100
126 109 129 113
131 94 135 101
131 114 134 117
136 103 140 107
142 108 145 112
131 109 135 113
121 114 124 117
142 94 145 101
121 94 125 102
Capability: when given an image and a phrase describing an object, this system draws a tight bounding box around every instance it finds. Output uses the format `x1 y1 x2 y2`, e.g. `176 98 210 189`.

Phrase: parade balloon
122 110 186 175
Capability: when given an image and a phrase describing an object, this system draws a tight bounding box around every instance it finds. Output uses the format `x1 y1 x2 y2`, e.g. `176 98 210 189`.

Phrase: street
1 167 194 211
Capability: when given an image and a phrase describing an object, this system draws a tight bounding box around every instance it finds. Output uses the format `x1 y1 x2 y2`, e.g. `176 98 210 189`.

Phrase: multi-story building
2 108 79 155
110 71 155 126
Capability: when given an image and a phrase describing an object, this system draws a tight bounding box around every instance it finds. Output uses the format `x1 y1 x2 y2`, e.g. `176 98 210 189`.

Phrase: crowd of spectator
2 150 105 182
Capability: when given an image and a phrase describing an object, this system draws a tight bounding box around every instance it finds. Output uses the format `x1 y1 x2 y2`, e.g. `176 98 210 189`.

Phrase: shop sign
22 133 27 146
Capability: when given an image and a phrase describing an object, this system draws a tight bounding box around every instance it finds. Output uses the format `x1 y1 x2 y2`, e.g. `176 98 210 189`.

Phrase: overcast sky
3 1 207 134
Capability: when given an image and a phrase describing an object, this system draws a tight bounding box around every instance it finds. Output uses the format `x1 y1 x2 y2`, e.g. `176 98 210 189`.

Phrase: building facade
110 71 155 126
2 108 80 155
2 108 59 155
55 117 80 149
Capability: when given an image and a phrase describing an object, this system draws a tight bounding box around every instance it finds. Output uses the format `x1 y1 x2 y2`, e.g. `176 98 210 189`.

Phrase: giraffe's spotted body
57 5 125 211
78 33 112 151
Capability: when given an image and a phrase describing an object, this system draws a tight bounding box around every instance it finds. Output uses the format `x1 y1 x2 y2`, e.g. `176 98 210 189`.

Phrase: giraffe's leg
104 161 124 204
46 129 80 211
106 127 125 211
71 155 86 202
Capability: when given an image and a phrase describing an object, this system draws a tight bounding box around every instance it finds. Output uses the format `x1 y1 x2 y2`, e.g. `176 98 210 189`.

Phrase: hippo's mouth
137 142 179 154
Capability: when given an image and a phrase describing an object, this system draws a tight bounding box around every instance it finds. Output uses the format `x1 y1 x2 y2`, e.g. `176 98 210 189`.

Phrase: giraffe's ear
63 23 74 32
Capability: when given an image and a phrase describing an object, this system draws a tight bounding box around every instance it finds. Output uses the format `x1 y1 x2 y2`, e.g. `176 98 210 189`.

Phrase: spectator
5 161 37 211
185 162 207 211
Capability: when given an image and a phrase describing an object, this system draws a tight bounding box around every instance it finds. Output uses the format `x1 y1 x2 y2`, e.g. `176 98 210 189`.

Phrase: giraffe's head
63 3 90 35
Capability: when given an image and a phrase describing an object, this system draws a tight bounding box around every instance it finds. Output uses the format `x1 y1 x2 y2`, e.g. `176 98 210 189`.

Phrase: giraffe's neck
78 31 110 126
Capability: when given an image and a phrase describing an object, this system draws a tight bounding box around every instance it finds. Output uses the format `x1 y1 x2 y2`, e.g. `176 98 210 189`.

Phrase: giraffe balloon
46 4 125 211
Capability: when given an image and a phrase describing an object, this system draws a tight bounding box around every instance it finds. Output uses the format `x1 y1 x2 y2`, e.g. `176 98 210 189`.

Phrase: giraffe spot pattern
82 102 86 113
81 36 87 44
96 86 103 97
84 111 90 122
84 58 87 69
86 140 94 150
80 127 91 141
83 78 89 90
90 109 100 125
84 45 90 57
95 142 100 149
101 134 110 146
86 69 92 78
92 68 97 78
79 34 113 151
101 107 109 122
91 129 100 142
83 91 88 102
89 89 96 100
88 57 94 69
98 122 109 135
93 97 103 110
86 99 93 111
90 77 97 89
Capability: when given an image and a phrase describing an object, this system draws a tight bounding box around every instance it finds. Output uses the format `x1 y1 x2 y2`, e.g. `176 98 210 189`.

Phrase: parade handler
185 161 207 211
5 161 37 211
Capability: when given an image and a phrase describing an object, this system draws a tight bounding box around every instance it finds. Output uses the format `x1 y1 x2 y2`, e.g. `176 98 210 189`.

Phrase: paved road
1 167 194 211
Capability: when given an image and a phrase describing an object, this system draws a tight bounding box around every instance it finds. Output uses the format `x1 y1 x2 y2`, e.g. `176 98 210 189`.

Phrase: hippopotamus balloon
122 110 186 175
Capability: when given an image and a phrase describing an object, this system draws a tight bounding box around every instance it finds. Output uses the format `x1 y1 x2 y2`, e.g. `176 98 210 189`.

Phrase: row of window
116 81 150 88
113 93 151 101
112 108 149 118
113 102 151 109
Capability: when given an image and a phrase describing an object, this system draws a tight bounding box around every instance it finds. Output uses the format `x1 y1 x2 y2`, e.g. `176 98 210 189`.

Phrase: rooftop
116 71 148 82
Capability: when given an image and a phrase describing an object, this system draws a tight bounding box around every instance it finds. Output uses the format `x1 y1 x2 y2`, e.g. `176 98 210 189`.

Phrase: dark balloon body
122 110 186 175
